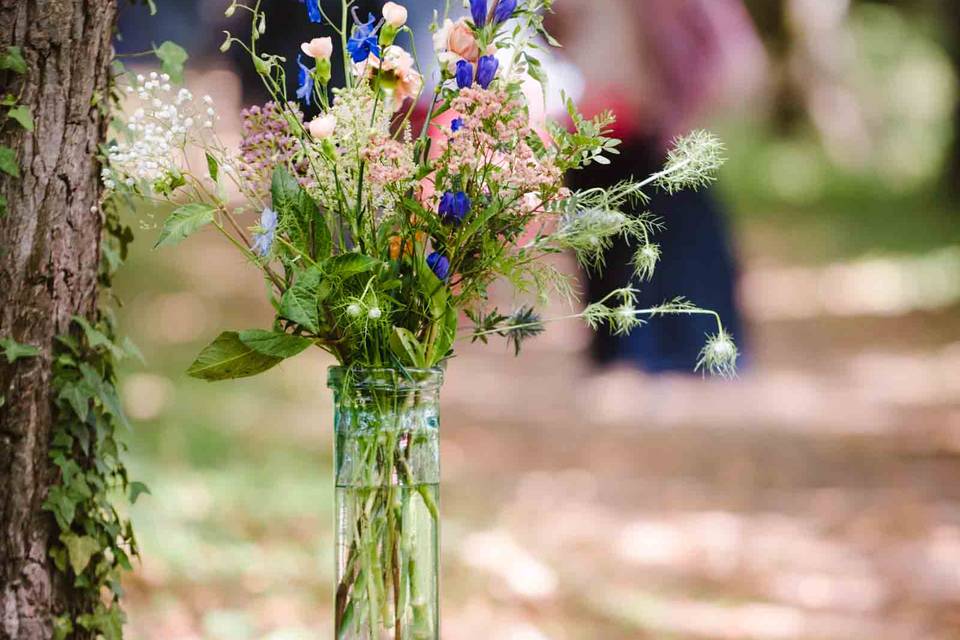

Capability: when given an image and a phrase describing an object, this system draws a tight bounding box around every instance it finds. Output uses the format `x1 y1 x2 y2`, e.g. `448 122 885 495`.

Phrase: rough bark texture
0 0 116 637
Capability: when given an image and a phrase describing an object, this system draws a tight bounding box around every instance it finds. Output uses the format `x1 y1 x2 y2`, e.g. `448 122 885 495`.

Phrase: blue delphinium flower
493 0 518 23
427 252 451 280
451 118 464 132
476 55 499 89
438 190 471 225
347 13 381 63
299 0 322 24
470 0 488 27
455 60 474 89
296 55 314 104
252 207 278 256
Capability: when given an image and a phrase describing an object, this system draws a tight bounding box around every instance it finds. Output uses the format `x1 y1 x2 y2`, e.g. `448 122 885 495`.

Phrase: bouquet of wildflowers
103 0 737 636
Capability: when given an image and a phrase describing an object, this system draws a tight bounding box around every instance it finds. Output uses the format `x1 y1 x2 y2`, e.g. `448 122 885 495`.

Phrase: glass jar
328 367 442 640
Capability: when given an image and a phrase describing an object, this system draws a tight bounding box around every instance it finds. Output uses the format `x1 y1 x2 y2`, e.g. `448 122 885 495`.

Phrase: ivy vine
44 193 144 640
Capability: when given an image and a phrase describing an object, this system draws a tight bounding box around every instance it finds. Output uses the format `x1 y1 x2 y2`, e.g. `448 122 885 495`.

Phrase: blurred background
113 0 960 638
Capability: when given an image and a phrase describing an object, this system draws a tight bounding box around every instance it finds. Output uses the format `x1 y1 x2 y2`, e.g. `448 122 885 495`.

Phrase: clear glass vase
328 367 442 640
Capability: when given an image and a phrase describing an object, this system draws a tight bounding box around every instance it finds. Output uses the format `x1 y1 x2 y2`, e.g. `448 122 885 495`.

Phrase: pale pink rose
436 18 480 62
301 37 333 60
308 114 336 139
382 2 408 28
361 48 423 103
520 192 543 214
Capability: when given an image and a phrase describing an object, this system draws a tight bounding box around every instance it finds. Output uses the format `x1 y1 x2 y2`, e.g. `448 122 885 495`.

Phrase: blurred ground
112 45 960 640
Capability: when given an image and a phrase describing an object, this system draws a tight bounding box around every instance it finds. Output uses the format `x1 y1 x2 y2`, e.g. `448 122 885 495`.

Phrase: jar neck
327 366 444 395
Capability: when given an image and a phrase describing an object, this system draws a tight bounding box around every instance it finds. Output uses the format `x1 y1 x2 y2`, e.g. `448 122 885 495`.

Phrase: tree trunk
0 1 116 638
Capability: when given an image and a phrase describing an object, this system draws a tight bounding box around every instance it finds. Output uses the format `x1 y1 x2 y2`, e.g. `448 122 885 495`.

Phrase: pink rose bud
309 114 337 139
382 2 408 28
301 37 333 60
447 18 480 62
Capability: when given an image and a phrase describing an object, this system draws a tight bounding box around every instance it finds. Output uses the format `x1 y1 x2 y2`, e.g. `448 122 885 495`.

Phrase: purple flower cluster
239 101 311 195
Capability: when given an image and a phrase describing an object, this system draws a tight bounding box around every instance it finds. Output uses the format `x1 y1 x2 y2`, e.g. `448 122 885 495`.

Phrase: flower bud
309 114 337 139
219 32 232 52
382 2 408 28
301 37 333 60
224 3 236 17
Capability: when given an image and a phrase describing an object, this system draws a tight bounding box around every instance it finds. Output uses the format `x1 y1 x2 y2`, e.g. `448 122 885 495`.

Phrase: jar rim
326 366 444 391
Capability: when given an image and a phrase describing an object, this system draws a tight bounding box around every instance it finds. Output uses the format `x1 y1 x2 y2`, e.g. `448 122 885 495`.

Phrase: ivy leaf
1 337 40 363
279 267 329 333
7 105 33 131
128 481 150 504
72 316 126 361
58 381 92 422
79 364 130 430
60 533 100 576
187 331 284 381
0 46 26 74
154 41 188 84
0 145 19 177
238 329 313 358
155 203 215 248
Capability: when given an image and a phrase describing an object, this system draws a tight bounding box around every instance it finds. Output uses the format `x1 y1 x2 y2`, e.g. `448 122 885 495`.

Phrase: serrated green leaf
0 146 19 177
187 331 283 381
154 41 188 83
279 267 329 332
154 203 214 248
238 329 313 358
61 534 100 576
1 337 40 363
271 165 300 210
0 46 26 74
7 105 33 131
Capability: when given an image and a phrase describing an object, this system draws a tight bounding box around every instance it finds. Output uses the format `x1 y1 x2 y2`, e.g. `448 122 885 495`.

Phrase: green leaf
78 364 130 429
327 253 380 281
154 41 188 83
205 152 219 183
186 331 283 381
427 304 458 366
72 316 126 361
7 105 33 131
0 145 19 177
60 533 100 576
58 381 92 422
270 165 300 210
0 46 26 74
238 329 313 358
389 327 427 368
279 267 328 332
1 337 40 363
128 481 150 504
154 203 214 248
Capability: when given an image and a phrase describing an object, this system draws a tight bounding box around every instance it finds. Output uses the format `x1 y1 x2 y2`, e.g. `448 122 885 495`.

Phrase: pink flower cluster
239 101 311 194
362 134 415 188
444 87 561 199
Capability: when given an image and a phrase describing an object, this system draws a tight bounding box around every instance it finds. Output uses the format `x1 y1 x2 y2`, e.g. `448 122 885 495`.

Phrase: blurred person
550 0 766 374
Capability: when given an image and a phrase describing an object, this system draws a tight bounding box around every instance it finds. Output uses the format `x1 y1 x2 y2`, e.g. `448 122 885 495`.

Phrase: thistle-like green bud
655 130 726 194
219 32 232 53
695 329 739 378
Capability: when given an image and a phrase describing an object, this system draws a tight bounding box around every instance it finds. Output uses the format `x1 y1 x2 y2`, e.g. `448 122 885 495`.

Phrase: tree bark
0 1 116 638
